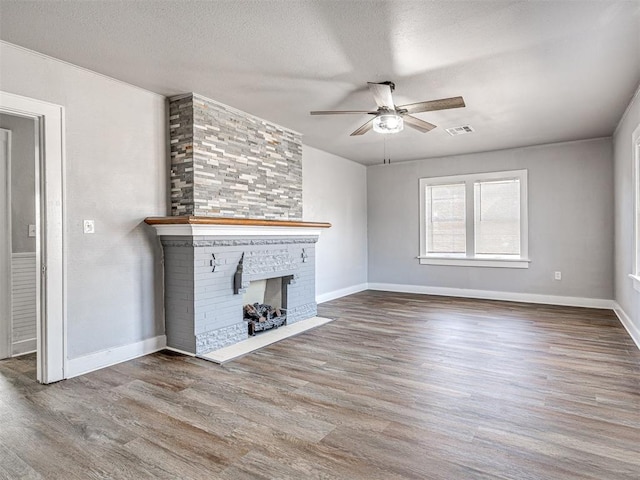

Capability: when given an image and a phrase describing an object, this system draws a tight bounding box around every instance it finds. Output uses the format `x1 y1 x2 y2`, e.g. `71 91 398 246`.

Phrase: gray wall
303 145 368 298
613 88 640 333
367 138 614 300
0 42 167 359
0 114 35 253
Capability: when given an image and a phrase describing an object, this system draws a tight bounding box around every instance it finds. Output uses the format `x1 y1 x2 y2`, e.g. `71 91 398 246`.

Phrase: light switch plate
83 220 95 234
28 224 36 237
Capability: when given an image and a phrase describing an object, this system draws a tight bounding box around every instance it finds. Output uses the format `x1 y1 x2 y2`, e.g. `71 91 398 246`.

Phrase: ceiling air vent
445 125 475 136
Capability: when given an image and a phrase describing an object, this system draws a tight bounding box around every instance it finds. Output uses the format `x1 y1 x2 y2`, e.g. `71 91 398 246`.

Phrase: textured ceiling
1 0 639 165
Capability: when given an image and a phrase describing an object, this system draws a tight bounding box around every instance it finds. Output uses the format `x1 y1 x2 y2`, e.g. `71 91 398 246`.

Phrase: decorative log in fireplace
244 303 286 336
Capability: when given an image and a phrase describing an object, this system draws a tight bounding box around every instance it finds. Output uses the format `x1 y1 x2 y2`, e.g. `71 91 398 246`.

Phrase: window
632 125 640 292
426 183 466 254
419 170 529 268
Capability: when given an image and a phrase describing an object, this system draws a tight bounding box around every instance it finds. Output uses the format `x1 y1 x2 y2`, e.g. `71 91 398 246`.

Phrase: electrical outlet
83 220 95 234
554 271 562 281
28 224 36 237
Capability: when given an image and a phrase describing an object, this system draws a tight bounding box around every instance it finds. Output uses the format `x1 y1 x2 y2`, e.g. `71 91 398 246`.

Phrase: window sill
630 274 640 293
418 256 531 269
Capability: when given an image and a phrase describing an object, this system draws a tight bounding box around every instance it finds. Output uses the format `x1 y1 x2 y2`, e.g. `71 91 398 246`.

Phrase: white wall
0 42 167 360
0 113 35 253
0 113 37 356
367 138 614 303
303 145 368 301
613 86 640 344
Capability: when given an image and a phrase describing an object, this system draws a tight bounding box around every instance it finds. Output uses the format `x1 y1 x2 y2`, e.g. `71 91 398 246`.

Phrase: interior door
0 128 10 360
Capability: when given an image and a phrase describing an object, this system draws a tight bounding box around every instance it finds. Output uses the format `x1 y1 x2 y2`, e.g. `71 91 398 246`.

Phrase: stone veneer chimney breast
170 93 303 219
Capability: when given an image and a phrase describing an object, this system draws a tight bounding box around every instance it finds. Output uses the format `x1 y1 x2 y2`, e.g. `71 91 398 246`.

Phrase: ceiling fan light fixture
373 114 404 134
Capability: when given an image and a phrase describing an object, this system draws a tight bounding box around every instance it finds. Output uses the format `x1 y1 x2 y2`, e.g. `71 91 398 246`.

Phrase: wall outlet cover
28 224 36 237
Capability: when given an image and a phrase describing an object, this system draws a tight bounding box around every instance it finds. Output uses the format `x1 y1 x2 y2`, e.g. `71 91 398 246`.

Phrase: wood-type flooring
1 291 639 479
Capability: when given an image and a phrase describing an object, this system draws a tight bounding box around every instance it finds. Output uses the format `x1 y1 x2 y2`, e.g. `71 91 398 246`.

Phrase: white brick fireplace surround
145 216 331 355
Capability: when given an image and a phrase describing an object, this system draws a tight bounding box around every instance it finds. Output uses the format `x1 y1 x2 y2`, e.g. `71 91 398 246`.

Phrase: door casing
0 91 66 383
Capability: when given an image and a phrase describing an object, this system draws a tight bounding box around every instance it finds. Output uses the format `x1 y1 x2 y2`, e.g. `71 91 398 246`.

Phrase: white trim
12 338 36 357
164 346 196 357
612 303 640 351
630 274 640 293
632 124 640 280
0 91 66 384
417 256 530 268
66 335 167 379
367 283 615 309
150 223 325 238
0 128 11 360
317 283 368 304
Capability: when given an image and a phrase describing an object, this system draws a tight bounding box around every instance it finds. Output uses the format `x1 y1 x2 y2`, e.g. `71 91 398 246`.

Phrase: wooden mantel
144 216 331 237
144 216 331 228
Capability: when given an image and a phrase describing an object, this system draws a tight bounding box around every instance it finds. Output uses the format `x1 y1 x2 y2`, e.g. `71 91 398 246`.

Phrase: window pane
474 179 520 255
426 183 466 254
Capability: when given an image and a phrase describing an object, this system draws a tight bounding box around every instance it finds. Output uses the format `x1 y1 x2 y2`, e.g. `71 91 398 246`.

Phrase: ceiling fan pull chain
384 136 387 164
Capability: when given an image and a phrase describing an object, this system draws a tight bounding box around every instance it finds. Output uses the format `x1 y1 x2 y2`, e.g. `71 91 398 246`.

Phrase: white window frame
419 169 529 268
631 124 640 292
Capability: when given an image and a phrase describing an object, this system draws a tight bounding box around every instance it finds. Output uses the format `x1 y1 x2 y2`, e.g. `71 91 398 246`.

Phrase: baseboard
12 338 36 356
66 335 167 379
367 283 616 310
164 346 196 357
317 283 369 304
613 303 640 351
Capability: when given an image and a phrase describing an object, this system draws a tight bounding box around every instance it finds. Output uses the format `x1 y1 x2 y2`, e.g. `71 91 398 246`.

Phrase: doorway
0 91 65 384
0 118 38 363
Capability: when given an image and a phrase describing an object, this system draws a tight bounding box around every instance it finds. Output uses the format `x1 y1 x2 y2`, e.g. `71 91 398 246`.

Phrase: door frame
0 128 12 360
0 91 66 383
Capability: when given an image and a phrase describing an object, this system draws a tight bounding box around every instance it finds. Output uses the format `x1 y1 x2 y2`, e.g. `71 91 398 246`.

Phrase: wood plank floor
1 291 639 479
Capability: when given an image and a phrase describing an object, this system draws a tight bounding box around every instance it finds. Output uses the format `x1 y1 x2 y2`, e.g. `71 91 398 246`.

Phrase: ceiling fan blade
398 96 465 114
350 118 375 136
310 110 375 115
367 82 395 109
403 115 437 133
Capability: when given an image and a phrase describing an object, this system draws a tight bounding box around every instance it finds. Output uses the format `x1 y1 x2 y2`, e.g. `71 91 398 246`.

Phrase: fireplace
148 94 330 356
145 216 330 355
243 276 291 335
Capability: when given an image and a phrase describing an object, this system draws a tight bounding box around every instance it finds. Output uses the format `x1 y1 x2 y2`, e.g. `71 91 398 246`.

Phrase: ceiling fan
310 81 465 136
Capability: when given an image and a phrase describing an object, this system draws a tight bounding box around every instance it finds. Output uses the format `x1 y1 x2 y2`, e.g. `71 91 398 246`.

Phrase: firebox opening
242 276 292 336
